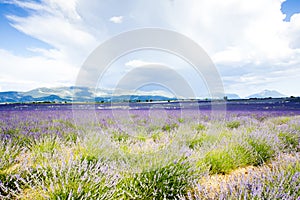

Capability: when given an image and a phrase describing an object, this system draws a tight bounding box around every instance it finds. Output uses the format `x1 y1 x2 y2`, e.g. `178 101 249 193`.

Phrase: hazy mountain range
246 90 286 99
0 87 287 103
0 87 177 103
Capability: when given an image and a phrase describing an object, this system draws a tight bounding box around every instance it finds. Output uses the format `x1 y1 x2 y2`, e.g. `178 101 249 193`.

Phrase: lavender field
0 103 300 199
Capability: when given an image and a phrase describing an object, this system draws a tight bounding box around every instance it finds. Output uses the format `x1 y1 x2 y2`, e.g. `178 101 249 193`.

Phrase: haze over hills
246 89 286 99
0 87 177 103
0 87 290 103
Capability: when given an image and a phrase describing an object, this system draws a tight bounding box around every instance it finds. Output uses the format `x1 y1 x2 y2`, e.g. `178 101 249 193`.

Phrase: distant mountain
247 90 286 99
226 93 241 99
0 91 24 102
0 86 177 103
0 87 290 103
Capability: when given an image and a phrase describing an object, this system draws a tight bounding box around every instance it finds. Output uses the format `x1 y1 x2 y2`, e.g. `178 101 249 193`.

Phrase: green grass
193 123 206 132
191 153 300 199
246 137 275 166
187 132 208 149
0 141 21 171
202 147 236 174
199 144 253 174
162 123 179 132
116 158 193 199
226 121 241 129
111 131 130 142
278 131 299 150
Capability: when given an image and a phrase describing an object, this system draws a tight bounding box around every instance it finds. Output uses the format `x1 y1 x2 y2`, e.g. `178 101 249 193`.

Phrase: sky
0 0 300 98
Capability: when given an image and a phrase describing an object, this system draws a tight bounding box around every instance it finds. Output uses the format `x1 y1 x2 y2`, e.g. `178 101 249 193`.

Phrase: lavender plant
0 108 299 199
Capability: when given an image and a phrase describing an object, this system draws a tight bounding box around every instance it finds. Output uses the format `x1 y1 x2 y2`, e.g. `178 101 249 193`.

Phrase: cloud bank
0 0 299 97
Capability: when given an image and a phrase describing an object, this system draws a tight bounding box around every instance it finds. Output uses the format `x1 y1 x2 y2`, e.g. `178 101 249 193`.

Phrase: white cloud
7 14 97 64
8 0 81 20
125 59 162 67
212 47 246 65
160 0 300 96
286 13 300 49
109 16 123 24
127 0 296 64
0 49 78 91
163 0 291 61
6 0 100 66
1 0 300 97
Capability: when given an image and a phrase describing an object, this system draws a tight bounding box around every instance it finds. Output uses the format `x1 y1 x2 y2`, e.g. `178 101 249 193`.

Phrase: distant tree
223 96 228 101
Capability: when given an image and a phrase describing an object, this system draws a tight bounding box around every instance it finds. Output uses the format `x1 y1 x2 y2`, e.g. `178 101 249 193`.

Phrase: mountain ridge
0 87 177 103
246 89 286 99
0 87 289 103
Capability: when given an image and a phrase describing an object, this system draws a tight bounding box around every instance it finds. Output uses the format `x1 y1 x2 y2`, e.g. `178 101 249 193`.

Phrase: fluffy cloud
0 49 78 91
5 0 99 65
160 0 300 96
286 13 300 49
109 16 123 24
1 0 102 91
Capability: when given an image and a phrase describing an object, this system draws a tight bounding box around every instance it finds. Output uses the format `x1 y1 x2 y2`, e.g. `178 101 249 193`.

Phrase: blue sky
0 0 300 98
281 0 300 21
0 1 50 55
